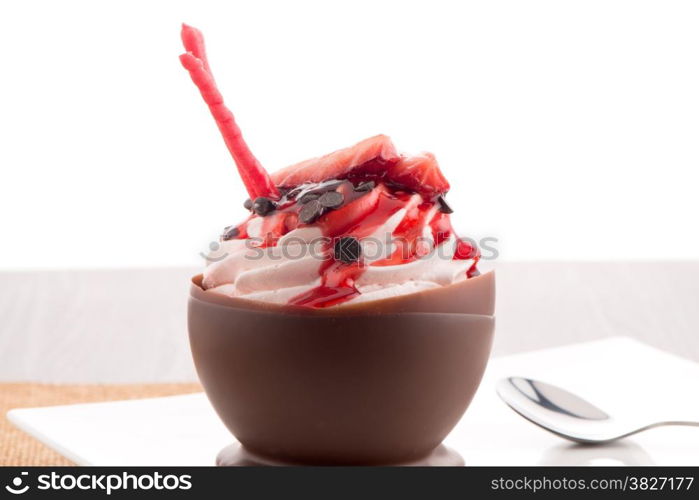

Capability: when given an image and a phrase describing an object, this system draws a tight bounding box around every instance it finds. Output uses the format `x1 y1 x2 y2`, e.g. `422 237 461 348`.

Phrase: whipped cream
203 203 475 307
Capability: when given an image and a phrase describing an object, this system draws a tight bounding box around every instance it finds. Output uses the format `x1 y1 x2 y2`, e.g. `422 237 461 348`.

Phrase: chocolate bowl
188 272 495 466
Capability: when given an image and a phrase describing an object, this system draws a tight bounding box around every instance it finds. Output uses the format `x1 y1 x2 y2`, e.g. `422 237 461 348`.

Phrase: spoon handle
657 420 699 428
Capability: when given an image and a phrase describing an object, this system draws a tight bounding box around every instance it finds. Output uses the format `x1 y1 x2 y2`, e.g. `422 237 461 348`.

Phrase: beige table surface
1 262 698 383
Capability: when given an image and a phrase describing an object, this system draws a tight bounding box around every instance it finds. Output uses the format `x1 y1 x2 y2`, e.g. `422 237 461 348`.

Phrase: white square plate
8 337 699 465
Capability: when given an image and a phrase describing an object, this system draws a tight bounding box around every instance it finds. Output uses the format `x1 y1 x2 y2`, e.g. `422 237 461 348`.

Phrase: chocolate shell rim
190 270 495 317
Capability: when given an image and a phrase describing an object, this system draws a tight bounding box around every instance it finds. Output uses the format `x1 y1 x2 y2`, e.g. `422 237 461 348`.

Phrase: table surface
1 262 698 383
9 338 699 466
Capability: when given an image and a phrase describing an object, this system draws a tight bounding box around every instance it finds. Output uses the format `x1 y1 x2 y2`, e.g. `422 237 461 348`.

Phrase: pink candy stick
181 23 211 75
179 24 280 200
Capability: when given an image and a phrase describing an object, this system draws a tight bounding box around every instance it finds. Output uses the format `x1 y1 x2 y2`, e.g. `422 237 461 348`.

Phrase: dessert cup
188 271 495 466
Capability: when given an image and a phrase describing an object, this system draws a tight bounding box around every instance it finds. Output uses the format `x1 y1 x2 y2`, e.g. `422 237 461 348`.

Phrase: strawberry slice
179 25 280 200
319 184 386 237
390 153 450 196
271 135 399 188
271 136 450 197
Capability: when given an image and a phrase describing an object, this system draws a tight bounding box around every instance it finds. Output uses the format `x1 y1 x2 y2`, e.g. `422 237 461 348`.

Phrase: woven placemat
0 382 202 466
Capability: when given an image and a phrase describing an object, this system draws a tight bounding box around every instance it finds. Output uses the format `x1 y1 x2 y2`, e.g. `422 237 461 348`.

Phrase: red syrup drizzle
288 189 408 307
431 212 482 277
370 197 434 267
289 261 363 308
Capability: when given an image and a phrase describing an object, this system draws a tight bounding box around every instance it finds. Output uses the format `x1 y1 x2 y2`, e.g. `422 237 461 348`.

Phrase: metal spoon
496 377 699 444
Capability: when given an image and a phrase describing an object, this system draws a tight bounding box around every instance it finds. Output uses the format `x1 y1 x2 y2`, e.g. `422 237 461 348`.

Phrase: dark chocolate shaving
252 197 276 216
298 192 320 204
221 226 240 241
318 191 344 209
354 180 376 192
334 236 361 263
299 199 323 224
436 195 453 214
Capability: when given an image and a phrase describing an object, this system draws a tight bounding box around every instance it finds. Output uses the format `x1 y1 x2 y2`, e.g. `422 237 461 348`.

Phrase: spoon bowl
496 377 699 444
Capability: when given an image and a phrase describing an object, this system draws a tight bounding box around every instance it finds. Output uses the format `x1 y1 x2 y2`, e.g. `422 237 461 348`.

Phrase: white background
1 0 698 269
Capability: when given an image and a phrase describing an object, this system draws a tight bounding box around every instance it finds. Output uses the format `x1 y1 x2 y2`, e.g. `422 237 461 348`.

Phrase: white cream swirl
203 204 475 307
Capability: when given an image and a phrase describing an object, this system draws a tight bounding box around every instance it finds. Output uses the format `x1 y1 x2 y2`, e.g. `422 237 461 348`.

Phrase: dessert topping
334 237 361 263
436 195 453 214
299 198 323 224
318 191 344 209
180 24 280 201
252 197 277 216
298 192 320 204
354 180 375 192
221 226 240 241
183 26 481 309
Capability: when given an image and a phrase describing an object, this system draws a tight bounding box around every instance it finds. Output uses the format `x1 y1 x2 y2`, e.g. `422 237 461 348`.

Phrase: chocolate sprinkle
355 180 375 192
252 197 276 216
243 198 253 211
334 236 361 263
221 226 240 241
318 190 344 209
316 179 345 191
299 199 323 224
298 192 320 204
436 195 453 214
